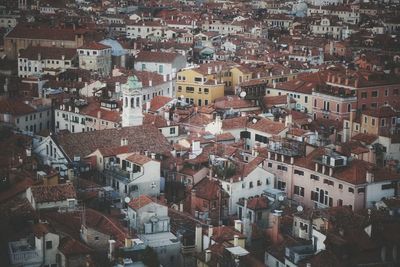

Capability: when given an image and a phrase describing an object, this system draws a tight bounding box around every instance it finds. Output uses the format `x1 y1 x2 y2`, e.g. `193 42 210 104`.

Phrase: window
46 241 52 249
242 182 246 189
364 116 368 123
382 183 394 190
141 63 146 70
278 181 286 190
323 179 334 186
357 188 365 194
158 65 163 73
194 77 202 82
339 184 343 190
255 134 268 144
277 165 287 171
371 103 377 108
381 119 385 127
257 180 262 186
372 118 375 126
336 103 340 112
361 92 367 98
305 96 308 103
310 174 319 181
294 169 304 176
294 185 305 197
385 89 389 96
204 88 209 94
348 187 354 193
249 182 253 188
186 87 194 93
170 127 176 134
371 91 378 97
394 89 399 96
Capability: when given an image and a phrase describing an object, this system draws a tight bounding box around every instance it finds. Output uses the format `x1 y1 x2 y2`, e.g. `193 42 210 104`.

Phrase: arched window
136 97 140 107
131 97 134 108
125 97 128 107
319 189 324 203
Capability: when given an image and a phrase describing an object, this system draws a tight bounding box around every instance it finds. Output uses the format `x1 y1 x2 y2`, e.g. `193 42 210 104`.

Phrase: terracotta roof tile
126 153 152 165
128 195 154 210
59 237 93 255
30 183 76 203
136 51 181 63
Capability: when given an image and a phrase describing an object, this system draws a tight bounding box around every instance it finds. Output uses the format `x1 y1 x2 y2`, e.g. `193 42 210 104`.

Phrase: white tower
122 75 144 127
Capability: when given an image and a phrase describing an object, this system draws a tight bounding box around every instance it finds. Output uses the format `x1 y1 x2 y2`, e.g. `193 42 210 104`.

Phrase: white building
78 42 112 76
133 51 187 79
8 224 60 267
126 20 164 39
127 195 182 267
103 153 161 199
26 183 77 211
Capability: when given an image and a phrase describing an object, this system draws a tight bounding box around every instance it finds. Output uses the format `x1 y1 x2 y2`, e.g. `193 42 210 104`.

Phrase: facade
77 42 112 76
134 51 187 78
176 65 225 106
55 99 121 133
104 153 161 200
18 46 77 77
0 98 52 134
4 24 85 59
127 195 182 267
126 20 164 39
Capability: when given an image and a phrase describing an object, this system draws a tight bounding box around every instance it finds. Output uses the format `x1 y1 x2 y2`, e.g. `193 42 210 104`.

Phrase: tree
142 246 160 267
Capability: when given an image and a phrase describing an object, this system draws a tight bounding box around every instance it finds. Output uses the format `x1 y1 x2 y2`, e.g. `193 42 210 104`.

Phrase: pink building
312 84 357 122
264 140 400 211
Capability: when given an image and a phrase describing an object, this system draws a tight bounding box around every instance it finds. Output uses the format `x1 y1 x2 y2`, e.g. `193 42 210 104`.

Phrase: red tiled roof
30 183 77 203
128 195 154 210
126 153 152 165
79 41 111 50
362 106 398 118
6 24 80 41
59 237 93 255
247 117 286 135
351 133 378 145
193 178 228 201
149 95 174 112
0 98 36 115
136 51 181 63
208 225 245 243
19 46 77 60
214 96 257 110
222 116 248 130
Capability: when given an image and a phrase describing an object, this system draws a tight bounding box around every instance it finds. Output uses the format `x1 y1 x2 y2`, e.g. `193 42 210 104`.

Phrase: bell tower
122 75 143 127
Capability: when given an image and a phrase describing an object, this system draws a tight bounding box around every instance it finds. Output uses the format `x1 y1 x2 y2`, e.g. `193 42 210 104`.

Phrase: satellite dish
124 197 131 204
252 118 258 124
239 91 247 98
297 205 304 212
278 195 285 202
307 118 312 123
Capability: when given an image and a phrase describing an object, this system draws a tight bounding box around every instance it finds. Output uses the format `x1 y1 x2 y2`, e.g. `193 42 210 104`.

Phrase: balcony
8 239 41 266
104 165 145 184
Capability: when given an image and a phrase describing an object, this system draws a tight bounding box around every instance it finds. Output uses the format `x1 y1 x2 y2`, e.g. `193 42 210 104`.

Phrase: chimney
151 153 156 160
149 80 152 87
163 75 167 82
233 235 239 246
108 240 116 261
97 110 101 119
195 224 203 253
315 163 318 172
329 167 333 176
271 211 281 244
205 250 211 262
208 225 213 237
366 171 374 183
208 67 212 74
354 79 359 88
125 238 132 248
234 220 242 233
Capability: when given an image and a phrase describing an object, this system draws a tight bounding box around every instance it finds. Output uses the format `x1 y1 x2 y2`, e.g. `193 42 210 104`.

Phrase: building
187 178 230 225
8 224 60 267
103 153 161 199
26 183 77 211
4 24 85 59
176 64 225 106
0 98 52 134
55 98 121 133
127 195 182 267
78 42 112 76
134 51 187 78
126 20 164 39
18 46 77 78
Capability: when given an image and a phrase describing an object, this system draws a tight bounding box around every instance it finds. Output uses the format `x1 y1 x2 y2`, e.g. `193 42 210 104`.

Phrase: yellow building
177 65 226 106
